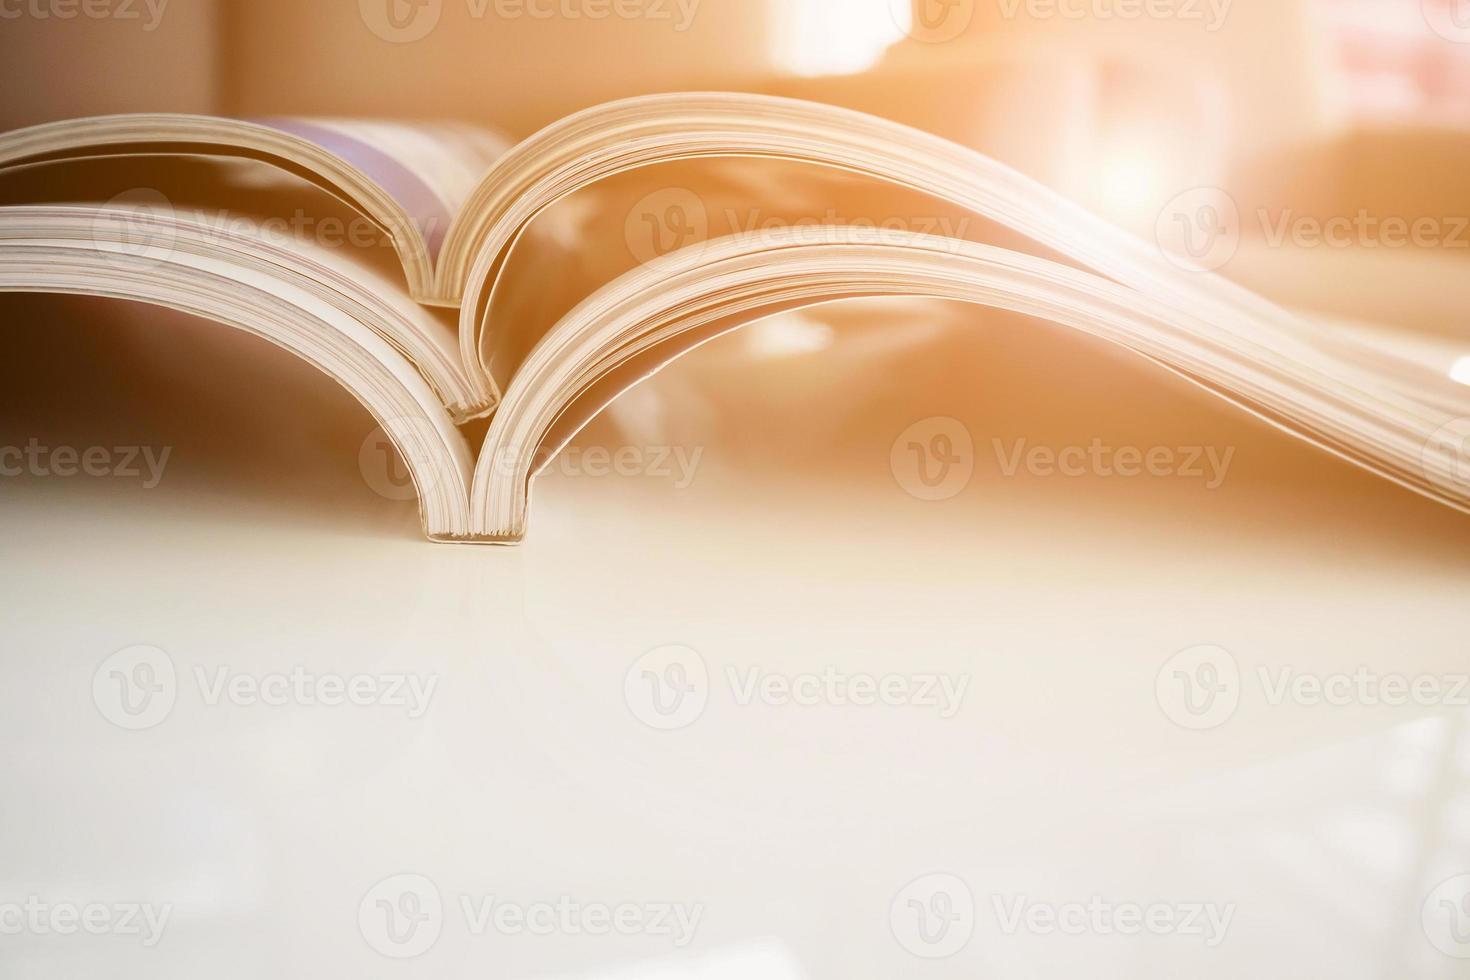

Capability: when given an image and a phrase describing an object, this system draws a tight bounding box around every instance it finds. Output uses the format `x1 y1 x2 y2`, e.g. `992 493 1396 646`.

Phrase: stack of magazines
2 92 1465 542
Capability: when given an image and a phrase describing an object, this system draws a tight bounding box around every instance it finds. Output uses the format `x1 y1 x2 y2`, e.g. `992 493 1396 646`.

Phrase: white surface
2 294 1470 978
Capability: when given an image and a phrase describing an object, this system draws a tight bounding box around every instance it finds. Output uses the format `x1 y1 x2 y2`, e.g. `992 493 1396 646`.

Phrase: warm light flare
1451 356 1470 387
769 0 906 77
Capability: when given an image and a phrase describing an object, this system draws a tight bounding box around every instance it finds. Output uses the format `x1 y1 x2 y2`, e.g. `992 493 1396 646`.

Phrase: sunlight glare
770 0 907 77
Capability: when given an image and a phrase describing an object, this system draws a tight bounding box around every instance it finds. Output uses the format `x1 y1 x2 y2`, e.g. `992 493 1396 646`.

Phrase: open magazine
1 93 1466 543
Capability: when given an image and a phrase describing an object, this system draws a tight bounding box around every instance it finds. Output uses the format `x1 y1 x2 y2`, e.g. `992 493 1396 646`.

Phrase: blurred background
5 0 1470 329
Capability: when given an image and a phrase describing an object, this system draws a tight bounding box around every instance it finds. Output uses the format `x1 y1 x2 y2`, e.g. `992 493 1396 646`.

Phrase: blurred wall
897 0 1325 158
218 0 778 135
0 0 1326 166
0 0 221 129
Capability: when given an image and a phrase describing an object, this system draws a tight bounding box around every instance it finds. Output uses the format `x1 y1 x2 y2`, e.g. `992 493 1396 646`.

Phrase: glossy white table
3 293 1469 979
